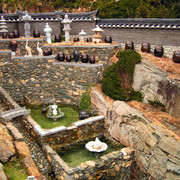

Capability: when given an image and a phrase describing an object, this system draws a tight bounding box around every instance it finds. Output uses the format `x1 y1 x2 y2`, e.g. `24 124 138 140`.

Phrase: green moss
3 159 28 180
80 84 95 112
102 50 142 102
148 100 166 112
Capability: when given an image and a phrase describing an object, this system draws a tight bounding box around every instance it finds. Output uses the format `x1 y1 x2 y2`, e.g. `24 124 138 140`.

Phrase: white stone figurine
37 41 43 56
44 23 52 44
24 40 32 57
61 14 72 42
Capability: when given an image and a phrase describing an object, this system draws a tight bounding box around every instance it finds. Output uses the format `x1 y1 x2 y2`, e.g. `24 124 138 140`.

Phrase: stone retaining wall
0 52 105 105
120 43 180 59
19 114 105 147
0 39 43 55
43 44 119 65
43 144 134 180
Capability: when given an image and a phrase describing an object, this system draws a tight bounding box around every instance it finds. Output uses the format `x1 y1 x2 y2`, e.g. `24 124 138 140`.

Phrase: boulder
133 61 180 118
0 123 15 163
0 163 7 180
14 141 43 178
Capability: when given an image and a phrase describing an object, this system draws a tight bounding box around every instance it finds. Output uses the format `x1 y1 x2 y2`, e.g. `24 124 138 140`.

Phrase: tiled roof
97 18 180 30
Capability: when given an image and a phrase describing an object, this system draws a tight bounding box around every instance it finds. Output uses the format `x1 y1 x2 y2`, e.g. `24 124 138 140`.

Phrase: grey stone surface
133 61 180 118
0 163 7 180
90 88 180 180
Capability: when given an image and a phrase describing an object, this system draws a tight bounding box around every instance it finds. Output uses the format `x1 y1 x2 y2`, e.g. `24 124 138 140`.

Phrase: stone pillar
22 11 32 38
61 14 72 42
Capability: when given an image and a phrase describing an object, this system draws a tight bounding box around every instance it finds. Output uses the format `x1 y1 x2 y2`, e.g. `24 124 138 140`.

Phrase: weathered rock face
90 88 180 180
14 141 42 178
133 61 180 118
0 123 15 163
107 101 180 180
0 163 7 180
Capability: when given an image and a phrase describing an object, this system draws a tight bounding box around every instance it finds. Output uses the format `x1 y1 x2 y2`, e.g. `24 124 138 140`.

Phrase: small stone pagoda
0 16 8 36
92 25 104 43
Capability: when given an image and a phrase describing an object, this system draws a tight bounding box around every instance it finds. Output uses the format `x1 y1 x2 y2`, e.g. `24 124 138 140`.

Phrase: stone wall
43 44 119 65
120 43 180 59
0 41 119 105
43 144 134 180
101 28 180 46
17 21 61 37
0 39 43 55
0 51 106 105
19 115 105 147
90 88 180 180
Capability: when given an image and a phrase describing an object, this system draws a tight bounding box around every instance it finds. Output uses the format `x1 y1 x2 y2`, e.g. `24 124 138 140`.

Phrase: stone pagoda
92 25 104 44
0 16 8 37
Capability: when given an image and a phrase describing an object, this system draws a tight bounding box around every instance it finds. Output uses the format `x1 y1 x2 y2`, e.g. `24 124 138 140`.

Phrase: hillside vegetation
0 0 180 18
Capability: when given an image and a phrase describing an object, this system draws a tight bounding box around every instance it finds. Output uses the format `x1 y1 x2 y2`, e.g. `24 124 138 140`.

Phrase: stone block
158 137 180 159
0 163 7 180
0 123 15 163
6 122 24 141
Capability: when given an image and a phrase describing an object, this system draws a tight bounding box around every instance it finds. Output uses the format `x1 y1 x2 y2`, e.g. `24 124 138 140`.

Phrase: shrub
102 50 142 102
148 100 166 112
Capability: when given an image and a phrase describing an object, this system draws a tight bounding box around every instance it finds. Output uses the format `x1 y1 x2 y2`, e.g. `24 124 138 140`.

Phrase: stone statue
37 41 43 56
22 11 32 38
24 40 32 57
44 23 52 44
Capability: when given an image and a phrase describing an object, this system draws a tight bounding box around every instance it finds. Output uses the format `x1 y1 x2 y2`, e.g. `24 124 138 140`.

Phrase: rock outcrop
133 61 180 118
0 163 7 180
0 123 15 163
90 87 180 180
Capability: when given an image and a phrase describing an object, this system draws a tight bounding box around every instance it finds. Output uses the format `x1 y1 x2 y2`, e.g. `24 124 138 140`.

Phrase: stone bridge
0 107 30 121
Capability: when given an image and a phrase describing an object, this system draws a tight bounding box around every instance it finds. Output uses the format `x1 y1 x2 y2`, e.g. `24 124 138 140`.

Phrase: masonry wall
101 28 180 46
18 21 61 37
0 50 106 105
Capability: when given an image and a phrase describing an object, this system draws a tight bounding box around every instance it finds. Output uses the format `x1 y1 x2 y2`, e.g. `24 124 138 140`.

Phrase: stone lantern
0 16 8 37
44 23 52 44
79 30 86 43
22 11 32 38
61 14 72 42
92 25 104 44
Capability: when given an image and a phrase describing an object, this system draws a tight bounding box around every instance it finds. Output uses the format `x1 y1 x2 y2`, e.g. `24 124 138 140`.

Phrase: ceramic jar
48 48 52 55
10 40 18 51
79 109 89 120
125 40 134 50
154 45 163 57
43 49 49 56
89 56 95 64
66 54 72 62
42 105 47 114
141 42 150 53
105 35 112 43
73 50 79 62
57 52 65 61
86 37 92 43
81 53 88 63
13 30 20 38
74 37 79 42
9 33 14 39
33 30 40 38
172 51 180 63
54 35 61 42
2 32 8 38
